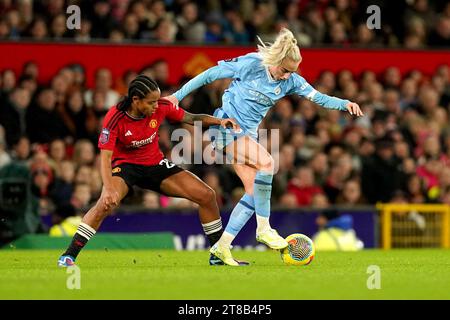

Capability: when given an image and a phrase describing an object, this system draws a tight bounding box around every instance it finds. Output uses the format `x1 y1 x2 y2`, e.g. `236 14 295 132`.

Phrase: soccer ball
280 233 315 266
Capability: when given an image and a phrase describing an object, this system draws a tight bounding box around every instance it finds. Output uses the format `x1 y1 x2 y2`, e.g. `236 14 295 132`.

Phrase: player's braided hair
117 74 159 111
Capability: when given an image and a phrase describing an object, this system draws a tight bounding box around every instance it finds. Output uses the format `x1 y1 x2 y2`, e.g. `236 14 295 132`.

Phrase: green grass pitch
1 249 450 299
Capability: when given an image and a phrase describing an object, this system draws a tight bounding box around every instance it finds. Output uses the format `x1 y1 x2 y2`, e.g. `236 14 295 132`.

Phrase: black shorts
112 160 184 195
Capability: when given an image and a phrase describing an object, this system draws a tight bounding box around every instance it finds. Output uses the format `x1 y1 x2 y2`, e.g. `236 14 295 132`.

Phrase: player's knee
258 154 275 174
199 186 216 205
93 201 115 219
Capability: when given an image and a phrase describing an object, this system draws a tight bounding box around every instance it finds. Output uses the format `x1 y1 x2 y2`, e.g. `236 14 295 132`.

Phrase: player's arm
181 111 240 130
294 76 364 116
165 65 235 105
166 54 255 105
99 149 119 208
99 149 114 190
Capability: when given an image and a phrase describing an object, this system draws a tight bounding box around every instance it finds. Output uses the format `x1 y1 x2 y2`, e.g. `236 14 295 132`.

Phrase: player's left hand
163 95 179 106
346 102 364 117
221 118 240 131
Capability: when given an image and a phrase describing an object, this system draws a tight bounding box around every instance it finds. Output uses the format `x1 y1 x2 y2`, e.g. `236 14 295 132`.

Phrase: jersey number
159 159 175 169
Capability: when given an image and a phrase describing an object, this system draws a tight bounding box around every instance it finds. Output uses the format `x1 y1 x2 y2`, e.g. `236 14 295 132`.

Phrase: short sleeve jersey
98 99 185 166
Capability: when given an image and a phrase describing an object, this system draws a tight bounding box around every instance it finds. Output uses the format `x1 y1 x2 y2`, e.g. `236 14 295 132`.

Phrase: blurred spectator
335 179 367 206
142 190 160 209
205 14 225 43
30 150 55 213
313 209 364 251
0 17 11 39
26 88 68 144
278 193 298 209
59 90 90 140
311 193 330 209
48 138 66 168
51 159 75 207
151 17 177 43
0 87 31 147
0 125 11 168
10 136 31 162
361 138 403 203
70 183 92 210
84 68 120 109
287 167 323 206
25 16 48 39
72 139 95 168
0 0 446 47
90 0 117 39
176 2 206 43
428 16 450 47
74 18 92 42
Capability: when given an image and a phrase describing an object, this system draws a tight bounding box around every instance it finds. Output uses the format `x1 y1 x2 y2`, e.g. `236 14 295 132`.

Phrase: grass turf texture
1 249 450 299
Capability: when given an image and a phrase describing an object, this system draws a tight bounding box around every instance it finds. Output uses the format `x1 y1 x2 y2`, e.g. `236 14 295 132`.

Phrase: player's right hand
101 187 120 211
346 102 364 116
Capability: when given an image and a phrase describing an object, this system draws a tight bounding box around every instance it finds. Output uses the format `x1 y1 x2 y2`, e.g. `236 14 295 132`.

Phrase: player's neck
267 66 277 81
127 106 144 118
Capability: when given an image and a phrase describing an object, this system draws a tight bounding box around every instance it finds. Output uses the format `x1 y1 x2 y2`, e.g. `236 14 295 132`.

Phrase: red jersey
98 99 185 166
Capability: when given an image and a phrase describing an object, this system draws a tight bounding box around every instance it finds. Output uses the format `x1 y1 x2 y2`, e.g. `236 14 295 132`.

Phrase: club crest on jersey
149 119 158 128
274 86 281 95
112 167 121 173
100 128 110 144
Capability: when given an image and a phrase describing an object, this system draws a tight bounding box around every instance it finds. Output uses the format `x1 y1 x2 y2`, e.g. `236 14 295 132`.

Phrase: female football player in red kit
58 74 243 266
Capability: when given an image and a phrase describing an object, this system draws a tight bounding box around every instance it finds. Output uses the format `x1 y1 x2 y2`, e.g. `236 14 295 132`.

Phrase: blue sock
224 193 255 236
254 171 273 218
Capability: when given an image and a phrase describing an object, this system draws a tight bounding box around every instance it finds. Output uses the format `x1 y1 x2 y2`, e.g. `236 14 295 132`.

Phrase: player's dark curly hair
117 74 159 111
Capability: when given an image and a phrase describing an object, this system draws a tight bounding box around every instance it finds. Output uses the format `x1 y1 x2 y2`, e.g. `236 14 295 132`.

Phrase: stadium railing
377 203 450 249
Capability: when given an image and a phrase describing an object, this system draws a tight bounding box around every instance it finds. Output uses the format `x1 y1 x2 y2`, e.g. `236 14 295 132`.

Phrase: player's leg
218 163 256 249
224 136 288 249
58 176 129 267
159 170 243 266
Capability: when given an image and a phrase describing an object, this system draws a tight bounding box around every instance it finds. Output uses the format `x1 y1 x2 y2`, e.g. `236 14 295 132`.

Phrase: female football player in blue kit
167 28 364 266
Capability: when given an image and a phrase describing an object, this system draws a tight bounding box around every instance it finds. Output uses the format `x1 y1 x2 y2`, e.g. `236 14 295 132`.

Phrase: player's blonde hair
257 28 301 67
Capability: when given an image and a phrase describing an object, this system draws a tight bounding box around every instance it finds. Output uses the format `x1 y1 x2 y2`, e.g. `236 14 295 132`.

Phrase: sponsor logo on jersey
100 128 110 144
149 119 158 128
248 89 273 106
130 132 157 148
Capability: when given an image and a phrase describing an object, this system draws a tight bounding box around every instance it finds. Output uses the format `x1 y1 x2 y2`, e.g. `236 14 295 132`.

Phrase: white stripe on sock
202 219 222 235
78 224 94 235
202 219 222 227
203 222 222 231
204 226 223 235
76 229 92 240
79 222 96 235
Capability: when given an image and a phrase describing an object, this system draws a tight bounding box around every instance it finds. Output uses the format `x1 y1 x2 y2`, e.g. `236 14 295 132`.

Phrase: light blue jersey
173 52 350 138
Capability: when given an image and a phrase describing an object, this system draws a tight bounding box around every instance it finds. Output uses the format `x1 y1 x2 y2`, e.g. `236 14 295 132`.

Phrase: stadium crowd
0 0 449 47
1 58 449 215
0 0 450 221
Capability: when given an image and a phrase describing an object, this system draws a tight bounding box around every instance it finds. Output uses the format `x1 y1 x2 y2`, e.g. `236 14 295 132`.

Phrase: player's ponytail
257 28 301 67
117 74 159 111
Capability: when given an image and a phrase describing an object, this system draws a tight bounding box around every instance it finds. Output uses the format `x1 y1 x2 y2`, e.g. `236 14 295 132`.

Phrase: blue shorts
210 108 250 151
